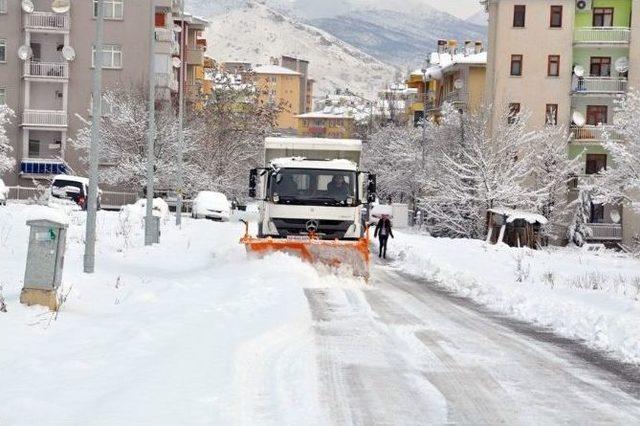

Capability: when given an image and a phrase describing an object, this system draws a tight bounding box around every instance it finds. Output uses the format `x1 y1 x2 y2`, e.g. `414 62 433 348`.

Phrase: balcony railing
20 158 68 176
23 61 68 79
570 125 621 141
587 223 623 241
24 12 70 31
186 48 205 66
0 0 7 14
155 27 174 42
22 110 68 127
572 77 627 94
443 90 469 105
574 27 630 44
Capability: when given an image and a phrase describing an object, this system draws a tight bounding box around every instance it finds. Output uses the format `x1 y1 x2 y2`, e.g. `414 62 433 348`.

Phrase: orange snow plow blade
241 226 370 278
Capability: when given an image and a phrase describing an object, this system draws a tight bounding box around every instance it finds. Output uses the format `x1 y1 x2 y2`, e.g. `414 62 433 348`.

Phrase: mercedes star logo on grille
306 220 319 232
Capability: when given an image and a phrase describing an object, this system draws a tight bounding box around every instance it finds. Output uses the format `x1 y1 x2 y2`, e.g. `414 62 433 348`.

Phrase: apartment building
0 0 206 194
484 0 640 247
406 40 486 126
296 108 356 139
173 12 208 106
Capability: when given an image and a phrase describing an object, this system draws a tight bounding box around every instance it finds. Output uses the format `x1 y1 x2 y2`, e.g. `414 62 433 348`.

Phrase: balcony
186 48 205 66
24 12 70 32
570 125 620 142
23 61 68 80
587 223 623 241
20 158 68 176
155 27 174 42
574 27 630 45
22 110 68 128
443 90 469 106
571 77 627 95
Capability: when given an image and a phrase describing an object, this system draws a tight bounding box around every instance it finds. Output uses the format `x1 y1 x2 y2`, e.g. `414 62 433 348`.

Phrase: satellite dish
51 0 71 14
21 0 34 13
62 45 76 61
173 25 183 33
172 57 182 68
574 65 585 78
17 45 33 61
610 209 621 224
615 57 629 74
572 111 586 127
453 79 464 90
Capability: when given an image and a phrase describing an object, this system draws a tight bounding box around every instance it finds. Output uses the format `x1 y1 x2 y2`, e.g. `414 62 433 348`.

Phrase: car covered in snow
191 191 231 221
49 175 101 210
0 179 9 206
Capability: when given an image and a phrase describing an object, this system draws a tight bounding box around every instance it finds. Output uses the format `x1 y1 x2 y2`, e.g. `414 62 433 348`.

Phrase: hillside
203 1 397 97
311 8 487 67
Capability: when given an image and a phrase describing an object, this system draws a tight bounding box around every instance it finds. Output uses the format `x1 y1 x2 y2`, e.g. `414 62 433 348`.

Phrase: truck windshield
270 168 357 206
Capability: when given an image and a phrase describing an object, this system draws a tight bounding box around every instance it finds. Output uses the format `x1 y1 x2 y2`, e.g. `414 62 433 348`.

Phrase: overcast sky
422 0 483 18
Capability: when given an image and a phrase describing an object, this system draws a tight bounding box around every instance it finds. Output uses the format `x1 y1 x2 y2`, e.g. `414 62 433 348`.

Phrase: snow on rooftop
488 208 549 225
253 64 301 76
266 137 362 151
270 157 358 171
411 51 487 77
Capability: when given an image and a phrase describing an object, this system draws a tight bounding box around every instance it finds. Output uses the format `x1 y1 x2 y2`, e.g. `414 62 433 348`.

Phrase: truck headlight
273 194 280 203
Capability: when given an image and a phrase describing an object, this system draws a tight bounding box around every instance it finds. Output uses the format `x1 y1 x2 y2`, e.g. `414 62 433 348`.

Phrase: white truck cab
249 138 376 241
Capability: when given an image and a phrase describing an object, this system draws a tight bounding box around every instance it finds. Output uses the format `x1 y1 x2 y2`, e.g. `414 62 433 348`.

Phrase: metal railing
572 76 627 94
570 125 620 141
100 191 139 210
587 223 623 241
24 61 68 79
155 27 174 42
574 27 630 44
24 12 69 31
6 186 44 202
186 48 205 65
443 90 469 105
22 110 68 127
0 0 7 14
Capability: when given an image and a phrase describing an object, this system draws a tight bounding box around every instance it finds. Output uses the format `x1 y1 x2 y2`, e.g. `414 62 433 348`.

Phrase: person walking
374 215 394 259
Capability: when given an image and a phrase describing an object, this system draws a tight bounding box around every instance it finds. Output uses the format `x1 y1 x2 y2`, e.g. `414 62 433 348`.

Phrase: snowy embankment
390 231 640 364
0 203 358 425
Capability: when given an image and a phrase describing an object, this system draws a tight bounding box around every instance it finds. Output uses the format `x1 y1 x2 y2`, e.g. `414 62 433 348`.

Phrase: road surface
238 264 640 425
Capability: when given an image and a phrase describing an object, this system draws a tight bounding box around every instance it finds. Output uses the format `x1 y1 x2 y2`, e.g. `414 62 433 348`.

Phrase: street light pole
145 1 157 245
84 0 104 273
421 68 429 168
176 0 185 226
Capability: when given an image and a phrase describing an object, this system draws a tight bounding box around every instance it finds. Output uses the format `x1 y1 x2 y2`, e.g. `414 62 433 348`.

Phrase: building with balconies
484 0 640 247
0 0 184 193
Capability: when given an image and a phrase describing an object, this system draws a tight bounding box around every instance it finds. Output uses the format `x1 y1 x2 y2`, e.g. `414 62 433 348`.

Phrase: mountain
466 10 488 26
203 1 397 97
310 8 487 67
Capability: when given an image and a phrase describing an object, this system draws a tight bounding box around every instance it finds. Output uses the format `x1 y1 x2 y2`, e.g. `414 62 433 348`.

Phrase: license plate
287 235 310 241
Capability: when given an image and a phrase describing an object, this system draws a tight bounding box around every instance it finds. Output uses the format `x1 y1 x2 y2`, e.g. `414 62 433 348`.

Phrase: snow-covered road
236 264 640 424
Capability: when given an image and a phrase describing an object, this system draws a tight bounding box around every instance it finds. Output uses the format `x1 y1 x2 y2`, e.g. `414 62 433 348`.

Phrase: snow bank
390 231 640 364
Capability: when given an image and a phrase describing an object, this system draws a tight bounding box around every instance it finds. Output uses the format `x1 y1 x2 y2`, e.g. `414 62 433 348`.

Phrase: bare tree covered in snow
0 105 16 175
567 189 593 247
593 90 640 209
71 86 206 192
420 105 545 238
195 71 285 200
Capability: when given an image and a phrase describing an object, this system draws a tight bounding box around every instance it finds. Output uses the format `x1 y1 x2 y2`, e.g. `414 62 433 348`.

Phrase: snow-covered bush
0 105 16 174
566 189 593 247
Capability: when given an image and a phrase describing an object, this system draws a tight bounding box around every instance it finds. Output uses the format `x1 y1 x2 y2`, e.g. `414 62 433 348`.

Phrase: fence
588 223 623 241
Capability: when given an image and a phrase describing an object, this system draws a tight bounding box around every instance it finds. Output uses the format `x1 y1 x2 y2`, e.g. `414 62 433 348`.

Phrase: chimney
447 40 458 55
437 39 447 55
474 41 484 54
464 40 473 56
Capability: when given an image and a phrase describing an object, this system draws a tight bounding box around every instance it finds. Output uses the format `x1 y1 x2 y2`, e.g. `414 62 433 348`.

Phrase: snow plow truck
241 137 377 277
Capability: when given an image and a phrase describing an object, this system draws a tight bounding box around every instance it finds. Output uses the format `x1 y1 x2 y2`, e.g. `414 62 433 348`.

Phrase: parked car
0 179 9 206
191 191 231 221
50 175 101 210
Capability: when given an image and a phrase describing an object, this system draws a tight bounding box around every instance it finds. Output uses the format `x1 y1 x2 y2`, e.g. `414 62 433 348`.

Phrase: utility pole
145 0 157 246
84 0 104 273
421 68 429 168
175 0 185 226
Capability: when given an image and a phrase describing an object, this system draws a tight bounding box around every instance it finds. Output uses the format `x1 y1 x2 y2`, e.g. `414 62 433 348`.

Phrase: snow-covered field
0 203 359 425
390 231 640 364
2 203 639 425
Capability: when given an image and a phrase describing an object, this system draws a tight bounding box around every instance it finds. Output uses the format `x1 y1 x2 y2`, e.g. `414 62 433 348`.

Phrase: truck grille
271 218 352 240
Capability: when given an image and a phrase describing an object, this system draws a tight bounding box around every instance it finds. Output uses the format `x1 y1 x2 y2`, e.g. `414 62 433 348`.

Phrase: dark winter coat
374 218 394 239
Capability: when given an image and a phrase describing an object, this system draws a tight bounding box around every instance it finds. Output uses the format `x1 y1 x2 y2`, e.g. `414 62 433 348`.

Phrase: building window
513 5 526 27
510 54 523 76
92 44 122 69
586 154 607 175
0 0 7 15
0 39 6 62
593 8 614 27
93 0 124 20
548 55 560 77
586 105 608 125
0 88 5 105
155 12 166 27
28 140 40 158
550 6 563 28
508 103 521 124
545 104 558 125
590 57 611 77
590 203 605 223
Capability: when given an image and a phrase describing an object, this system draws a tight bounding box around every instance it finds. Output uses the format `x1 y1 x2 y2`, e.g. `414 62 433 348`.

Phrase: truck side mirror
367 174 377 203
249 169 258 198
